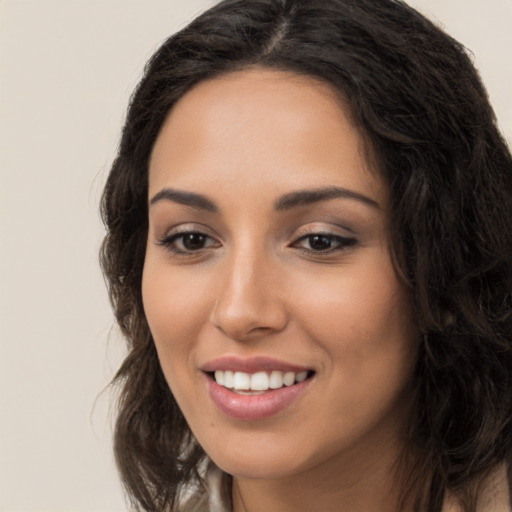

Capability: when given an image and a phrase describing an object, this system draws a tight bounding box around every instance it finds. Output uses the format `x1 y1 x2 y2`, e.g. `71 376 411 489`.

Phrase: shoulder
179 492 210 512
180 462 231 512
442 464 511 512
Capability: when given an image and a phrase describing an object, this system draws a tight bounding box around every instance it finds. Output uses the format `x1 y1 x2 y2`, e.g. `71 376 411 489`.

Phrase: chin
202 432 320 481
215 455 302 480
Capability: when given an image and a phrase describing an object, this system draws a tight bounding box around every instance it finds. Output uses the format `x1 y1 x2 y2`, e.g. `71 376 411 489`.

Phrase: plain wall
0 1 510 511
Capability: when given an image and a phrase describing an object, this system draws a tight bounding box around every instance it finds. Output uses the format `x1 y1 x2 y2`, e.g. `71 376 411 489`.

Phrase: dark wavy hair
100 0 512 510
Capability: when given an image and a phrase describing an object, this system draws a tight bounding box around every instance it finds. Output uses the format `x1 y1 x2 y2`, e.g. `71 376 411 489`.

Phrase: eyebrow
274 186 381 211
150 188 218 212
149 185 380 212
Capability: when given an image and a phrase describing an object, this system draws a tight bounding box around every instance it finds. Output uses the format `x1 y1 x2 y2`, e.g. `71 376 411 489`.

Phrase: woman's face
143 68 418 482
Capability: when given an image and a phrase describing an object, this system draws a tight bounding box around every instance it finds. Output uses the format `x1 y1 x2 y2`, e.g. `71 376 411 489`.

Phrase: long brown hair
100 0 512 510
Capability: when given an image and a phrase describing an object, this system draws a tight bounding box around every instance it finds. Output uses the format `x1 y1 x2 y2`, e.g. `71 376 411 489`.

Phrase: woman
100 0 512 510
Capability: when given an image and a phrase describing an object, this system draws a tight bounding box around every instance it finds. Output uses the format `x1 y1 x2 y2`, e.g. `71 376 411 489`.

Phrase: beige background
0 1 510 511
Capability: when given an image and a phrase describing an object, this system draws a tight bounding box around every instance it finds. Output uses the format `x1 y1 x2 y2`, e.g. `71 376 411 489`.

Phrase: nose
209 249 288 341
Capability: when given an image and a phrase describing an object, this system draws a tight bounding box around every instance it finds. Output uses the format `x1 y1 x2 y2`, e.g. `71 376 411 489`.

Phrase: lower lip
205 374 313 421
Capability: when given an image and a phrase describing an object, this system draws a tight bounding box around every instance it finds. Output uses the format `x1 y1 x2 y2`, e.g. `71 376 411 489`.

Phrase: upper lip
201 356 313 374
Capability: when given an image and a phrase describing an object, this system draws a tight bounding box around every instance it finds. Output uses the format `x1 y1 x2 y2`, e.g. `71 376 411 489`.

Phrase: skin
142 68 419 511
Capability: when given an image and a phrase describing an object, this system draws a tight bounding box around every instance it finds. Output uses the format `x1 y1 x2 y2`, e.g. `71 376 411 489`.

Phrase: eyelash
157 231 219 255
157 230 357 256
292 232 357 253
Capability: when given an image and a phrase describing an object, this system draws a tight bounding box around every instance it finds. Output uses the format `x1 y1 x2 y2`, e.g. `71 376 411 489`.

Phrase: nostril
209 283 288 341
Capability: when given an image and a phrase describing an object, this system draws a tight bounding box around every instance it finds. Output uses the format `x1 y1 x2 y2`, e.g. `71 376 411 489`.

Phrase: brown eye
181 233 208 251
308 235 336 251
294 233 357 253
158 231 218 254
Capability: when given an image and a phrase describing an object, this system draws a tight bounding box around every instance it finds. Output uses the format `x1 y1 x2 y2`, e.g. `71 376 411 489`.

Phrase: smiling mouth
210 370 315 395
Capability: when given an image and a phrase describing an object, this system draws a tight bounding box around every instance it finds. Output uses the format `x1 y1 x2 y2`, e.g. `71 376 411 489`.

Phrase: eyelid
157 222 215 239
291 222 356 239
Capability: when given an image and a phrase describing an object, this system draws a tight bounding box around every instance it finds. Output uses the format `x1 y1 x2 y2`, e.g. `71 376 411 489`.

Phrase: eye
293 233 356 253
158 231 219 254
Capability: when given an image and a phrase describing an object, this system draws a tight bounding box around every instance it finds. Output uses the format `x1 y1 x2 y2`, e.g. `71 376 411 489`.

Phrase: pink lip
201 355 311 374
201 356 314 421
205 376 312 420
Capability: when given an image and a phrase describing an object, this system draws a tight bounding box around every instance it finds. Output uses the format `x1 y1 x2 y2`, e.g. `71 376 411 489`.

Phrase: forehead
148 68 385 206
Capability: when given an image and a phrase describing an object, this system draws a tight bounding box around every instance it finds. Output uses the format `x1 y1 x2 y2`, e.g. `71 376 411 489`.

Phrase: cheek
141 258 212 387
142 254 212 339
290 257 418 392
291 259 414 339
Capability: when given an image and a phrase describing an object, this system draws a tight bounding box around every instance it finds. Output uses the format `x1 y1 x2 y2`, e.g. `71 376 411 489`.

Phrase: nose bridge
210 237 286 340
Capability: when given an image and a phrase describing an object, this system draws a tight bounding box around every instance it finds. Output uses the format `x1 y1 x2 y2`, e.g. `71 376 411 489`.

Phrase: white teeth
233 371 250 390
224 370 234 388
214 370 224 386
250 371 269 391
283 372 295 386
213 369 310 391
269 370 284 389
296 371 308 382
